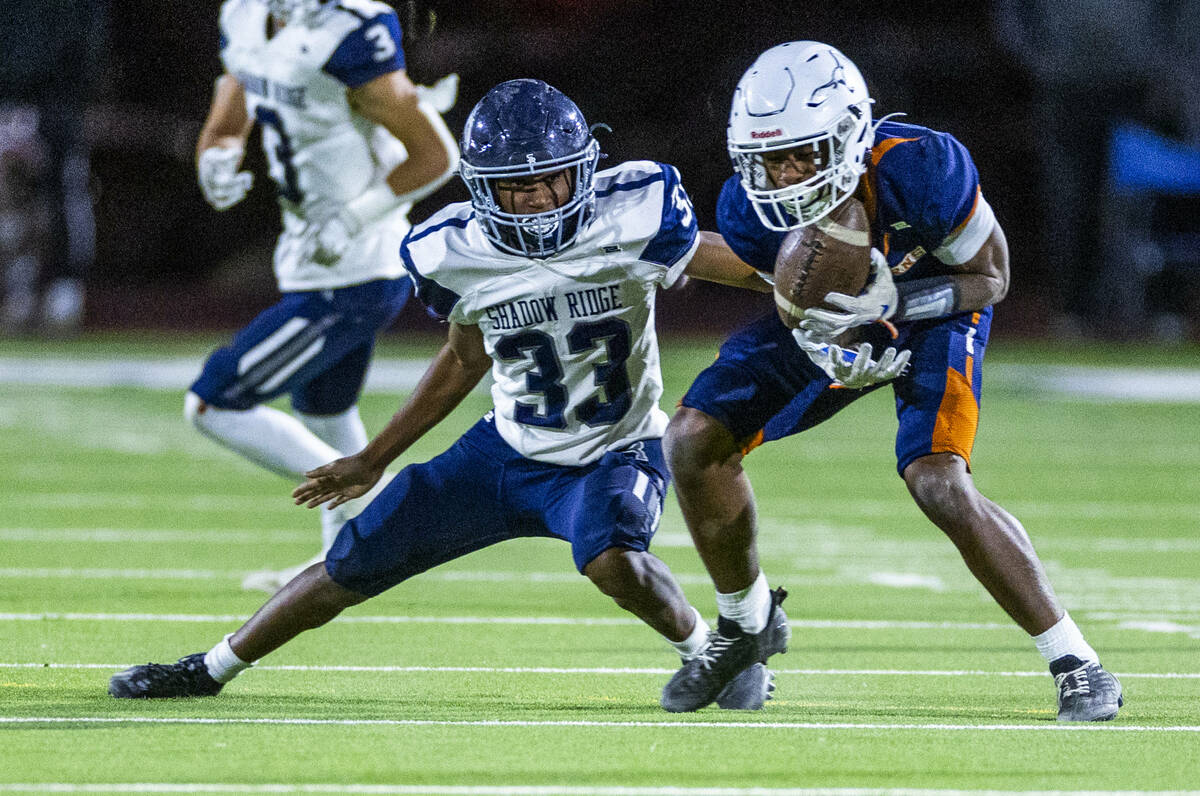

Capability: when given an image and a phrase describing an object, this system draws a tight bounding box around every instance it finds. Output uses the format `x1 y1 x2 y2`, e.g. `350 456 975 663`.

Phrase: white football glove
299 203 362 267
800 247 898 341
197 146 253 211
792 328 911 389
415 73 459 113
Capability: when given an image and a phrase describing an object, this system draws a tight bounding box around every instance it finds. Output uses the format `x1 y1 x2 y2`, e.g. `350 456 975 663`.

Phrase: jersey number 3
495 318 633 429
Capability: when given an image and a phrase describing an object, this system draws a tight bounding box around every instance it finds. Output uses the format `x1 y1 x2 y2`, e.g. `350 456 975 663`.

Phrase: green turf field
2 333 1199 794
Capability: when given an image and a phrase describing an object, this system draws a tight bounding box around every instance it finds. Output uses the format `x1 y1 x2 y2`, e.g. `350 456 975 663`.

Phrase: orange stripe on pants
931 354 977 468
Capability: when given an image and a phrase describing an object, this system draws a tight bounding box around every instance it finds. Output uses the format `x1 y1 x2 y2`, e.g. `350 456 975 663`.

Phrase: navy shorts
680 307 992 475
325 415 669 597
190 278 411 414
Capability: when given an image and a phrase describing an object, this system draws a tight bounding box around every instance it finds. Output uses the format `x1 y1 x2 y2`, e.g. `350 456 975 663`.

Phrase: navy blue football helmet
460 79 601 257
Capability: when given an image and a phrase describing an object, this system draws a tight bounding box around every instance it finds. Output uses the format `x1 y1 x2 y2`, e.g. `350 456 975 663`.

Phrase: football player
660 42 1123 721
185 0 459 592
110 79 782 709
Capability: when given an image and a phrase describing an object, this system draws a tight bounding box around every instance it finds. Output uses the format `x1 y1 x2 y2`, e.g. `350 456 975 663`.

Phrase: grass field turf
2 333 1199 793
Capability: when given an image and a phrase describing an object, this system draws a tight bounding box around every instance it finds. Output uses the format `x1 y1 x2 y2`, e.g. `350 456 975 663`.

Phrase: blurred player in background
660 41 1122 721
0 0 106 335
186 0 458 592
111 78 782 709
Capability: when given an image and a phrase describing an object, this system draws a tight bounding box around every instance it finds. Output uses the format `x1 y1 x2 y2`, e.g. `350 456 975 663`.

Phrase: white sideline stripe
0 612 1012 630
7 662 1200 679
0 356 430 391
0 788 1192 796
0 528 310 544
2 716 1198 733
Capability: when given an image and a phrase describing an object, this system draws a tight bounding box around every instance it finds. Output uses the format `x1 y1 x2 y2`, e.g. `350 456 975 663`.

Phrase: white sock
668 607 711 660
296 406 368 456
716 571 771 634
1033 612 1098 666
203 634 253 684
185 391 340 478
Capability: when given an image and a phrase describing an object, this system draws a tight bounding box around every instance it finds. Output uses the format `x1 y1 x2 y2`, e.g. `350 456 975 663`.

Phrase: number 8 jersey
218 0 412 291
401 161 699 466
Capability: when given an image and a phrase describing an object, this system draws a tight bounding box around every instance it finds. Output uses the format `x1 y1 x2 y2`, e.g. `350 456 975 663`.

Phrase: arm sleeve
715 176 781 273
909 133 994 264
639 164 700 287
322 10 406 88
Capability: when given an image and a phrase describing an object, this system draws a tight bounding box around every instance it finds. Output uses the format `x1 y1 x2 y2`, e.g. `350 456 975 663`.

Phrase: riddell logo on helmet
751 129 783 139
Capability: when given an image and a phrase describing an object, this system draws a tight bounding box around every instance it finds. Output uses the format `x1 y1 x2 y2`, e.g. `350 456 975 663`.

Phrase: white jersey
402 161 700 466
218 0 412 292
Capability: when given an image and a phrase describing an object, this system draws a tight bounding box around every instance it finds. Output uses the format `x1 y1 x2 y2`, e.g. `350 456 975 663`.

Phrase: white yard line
5 662 1199 679
0 612 1014 630
1 716 1198 733
0 787 1193 796
1 787 1194 796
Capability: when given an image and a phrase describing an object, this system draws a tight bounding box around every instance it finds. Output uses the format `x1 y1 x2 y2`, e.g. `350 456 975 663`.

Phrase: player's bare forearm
351 72 457 201
196 74 252 161
952 224 1009 309
684 231 773 293
358 323 490 470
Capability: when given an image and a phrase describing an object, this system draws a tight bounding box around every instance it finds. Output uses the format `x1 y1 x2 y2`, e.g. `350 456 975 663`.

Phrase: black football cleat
661 587 790 713
109 653 223 699
1051 655 1124 721
714 662 775 710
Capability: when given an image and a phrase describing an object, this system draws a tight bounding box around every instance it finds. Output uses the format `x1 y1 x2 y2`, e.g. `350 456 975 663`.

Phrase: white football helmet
728 41 874 230
264 0 333 24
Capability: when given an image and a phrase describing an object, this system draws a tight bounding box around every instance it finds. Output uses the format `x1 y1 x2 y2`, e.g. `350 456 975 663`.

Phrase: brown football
773 197 872 331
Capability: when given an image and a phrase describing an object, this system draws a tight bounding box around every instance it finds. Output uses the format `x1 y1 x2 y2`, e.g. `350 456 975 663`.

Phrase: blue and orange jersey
716 119 996 292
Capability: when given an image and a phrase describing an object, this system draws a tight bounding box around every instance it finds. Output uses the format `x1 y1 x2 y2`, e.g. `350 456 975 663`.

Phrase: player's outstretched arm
683 231 773 292
196 74 255 210
350 71 459 208
292 323 491 509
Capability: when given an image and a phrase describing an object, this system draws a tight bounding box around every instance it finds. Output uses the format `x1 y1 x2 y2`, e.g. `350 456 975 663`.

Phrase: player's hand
792 330 910 389
300 203 362 266
292 454 383 510
197 146 253 211
800 248 897 340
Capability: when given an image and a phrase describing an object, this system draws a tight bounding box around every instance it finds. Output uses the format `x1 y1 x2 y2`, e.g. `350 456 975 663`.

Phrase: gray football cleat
661 587 790 713
1052 655 1123 721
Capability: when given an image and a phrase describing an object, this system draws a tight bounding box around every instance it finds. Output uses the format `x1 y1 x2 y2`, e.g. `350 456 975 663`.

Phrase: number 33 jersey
218 0 412 291
402 161 700 466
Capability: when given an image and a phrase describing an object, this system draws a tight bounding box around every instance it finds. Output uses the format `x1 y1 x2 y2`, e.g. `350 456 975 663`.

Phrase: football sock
1033 612 1098 667
716 571 771 634
669 606 711 660
185 391 340 479
204 634 252 684
296 406 368 457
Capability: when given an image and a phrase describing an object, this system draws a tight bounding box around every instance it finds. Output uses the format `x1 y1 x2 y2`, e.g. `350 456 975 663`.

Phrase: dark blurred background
2 0 1198 340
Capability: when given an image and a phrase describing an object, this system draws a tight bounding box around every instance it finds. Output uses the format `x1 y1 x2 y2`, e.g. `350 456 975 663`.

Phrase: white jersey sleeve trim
933 189 996 265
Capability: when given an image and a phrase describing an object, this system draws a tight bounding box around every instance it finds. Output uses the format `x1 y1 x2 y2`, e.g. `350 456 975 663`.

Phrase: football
772 197 872 330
